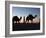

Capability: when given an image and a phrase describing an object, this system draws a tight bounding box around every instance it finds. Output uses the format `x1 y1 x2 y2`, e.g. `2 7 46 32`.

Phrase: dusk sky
12 7 40 23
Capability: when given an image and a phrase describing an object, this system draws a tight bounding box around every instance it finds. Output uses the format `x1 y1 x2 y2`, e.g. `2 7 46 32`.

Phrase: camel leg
31 20 33 23
17 21 18 23
28 20 29 23
26 20 29 23
16 21 17 23
17 21 20 23
19 21 20 23
26 20 27 23
17 21 19 23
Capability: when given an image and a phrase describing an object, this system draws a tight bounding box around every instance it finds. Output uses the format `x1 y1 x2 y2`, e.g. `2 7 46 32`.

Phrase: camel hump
12 16 19 21
13 16 17 18
14 16 18 18
29 14 33 17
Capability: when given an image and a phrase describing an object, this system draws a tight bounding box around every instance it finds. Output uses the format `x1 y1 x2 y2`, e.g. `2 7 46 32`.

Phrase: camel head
34 15 37 18
19 16 22 20
35 15 37 17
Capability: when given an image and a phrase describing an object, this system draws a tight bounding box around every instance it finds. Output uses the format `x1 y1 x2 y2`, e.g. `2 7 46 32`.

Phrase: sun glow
33 17 40 23
18 16 40 23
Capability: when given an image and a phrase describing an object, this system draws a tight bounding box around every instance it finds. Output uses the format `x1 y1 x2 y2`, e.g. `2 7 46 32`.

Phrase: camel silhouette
26 14 37 23
12 16 22 23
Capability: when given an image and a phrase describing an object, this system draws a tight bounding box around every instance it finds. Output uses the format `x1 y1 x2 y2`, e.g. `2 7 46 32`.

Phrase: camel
26 14 37 23
12 16 22 23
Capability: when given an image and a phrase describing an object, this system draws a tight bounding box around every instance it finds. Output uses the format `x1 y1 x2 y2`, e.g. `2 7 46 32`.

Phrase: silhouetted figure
12 16 22 23
26 14 37 23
